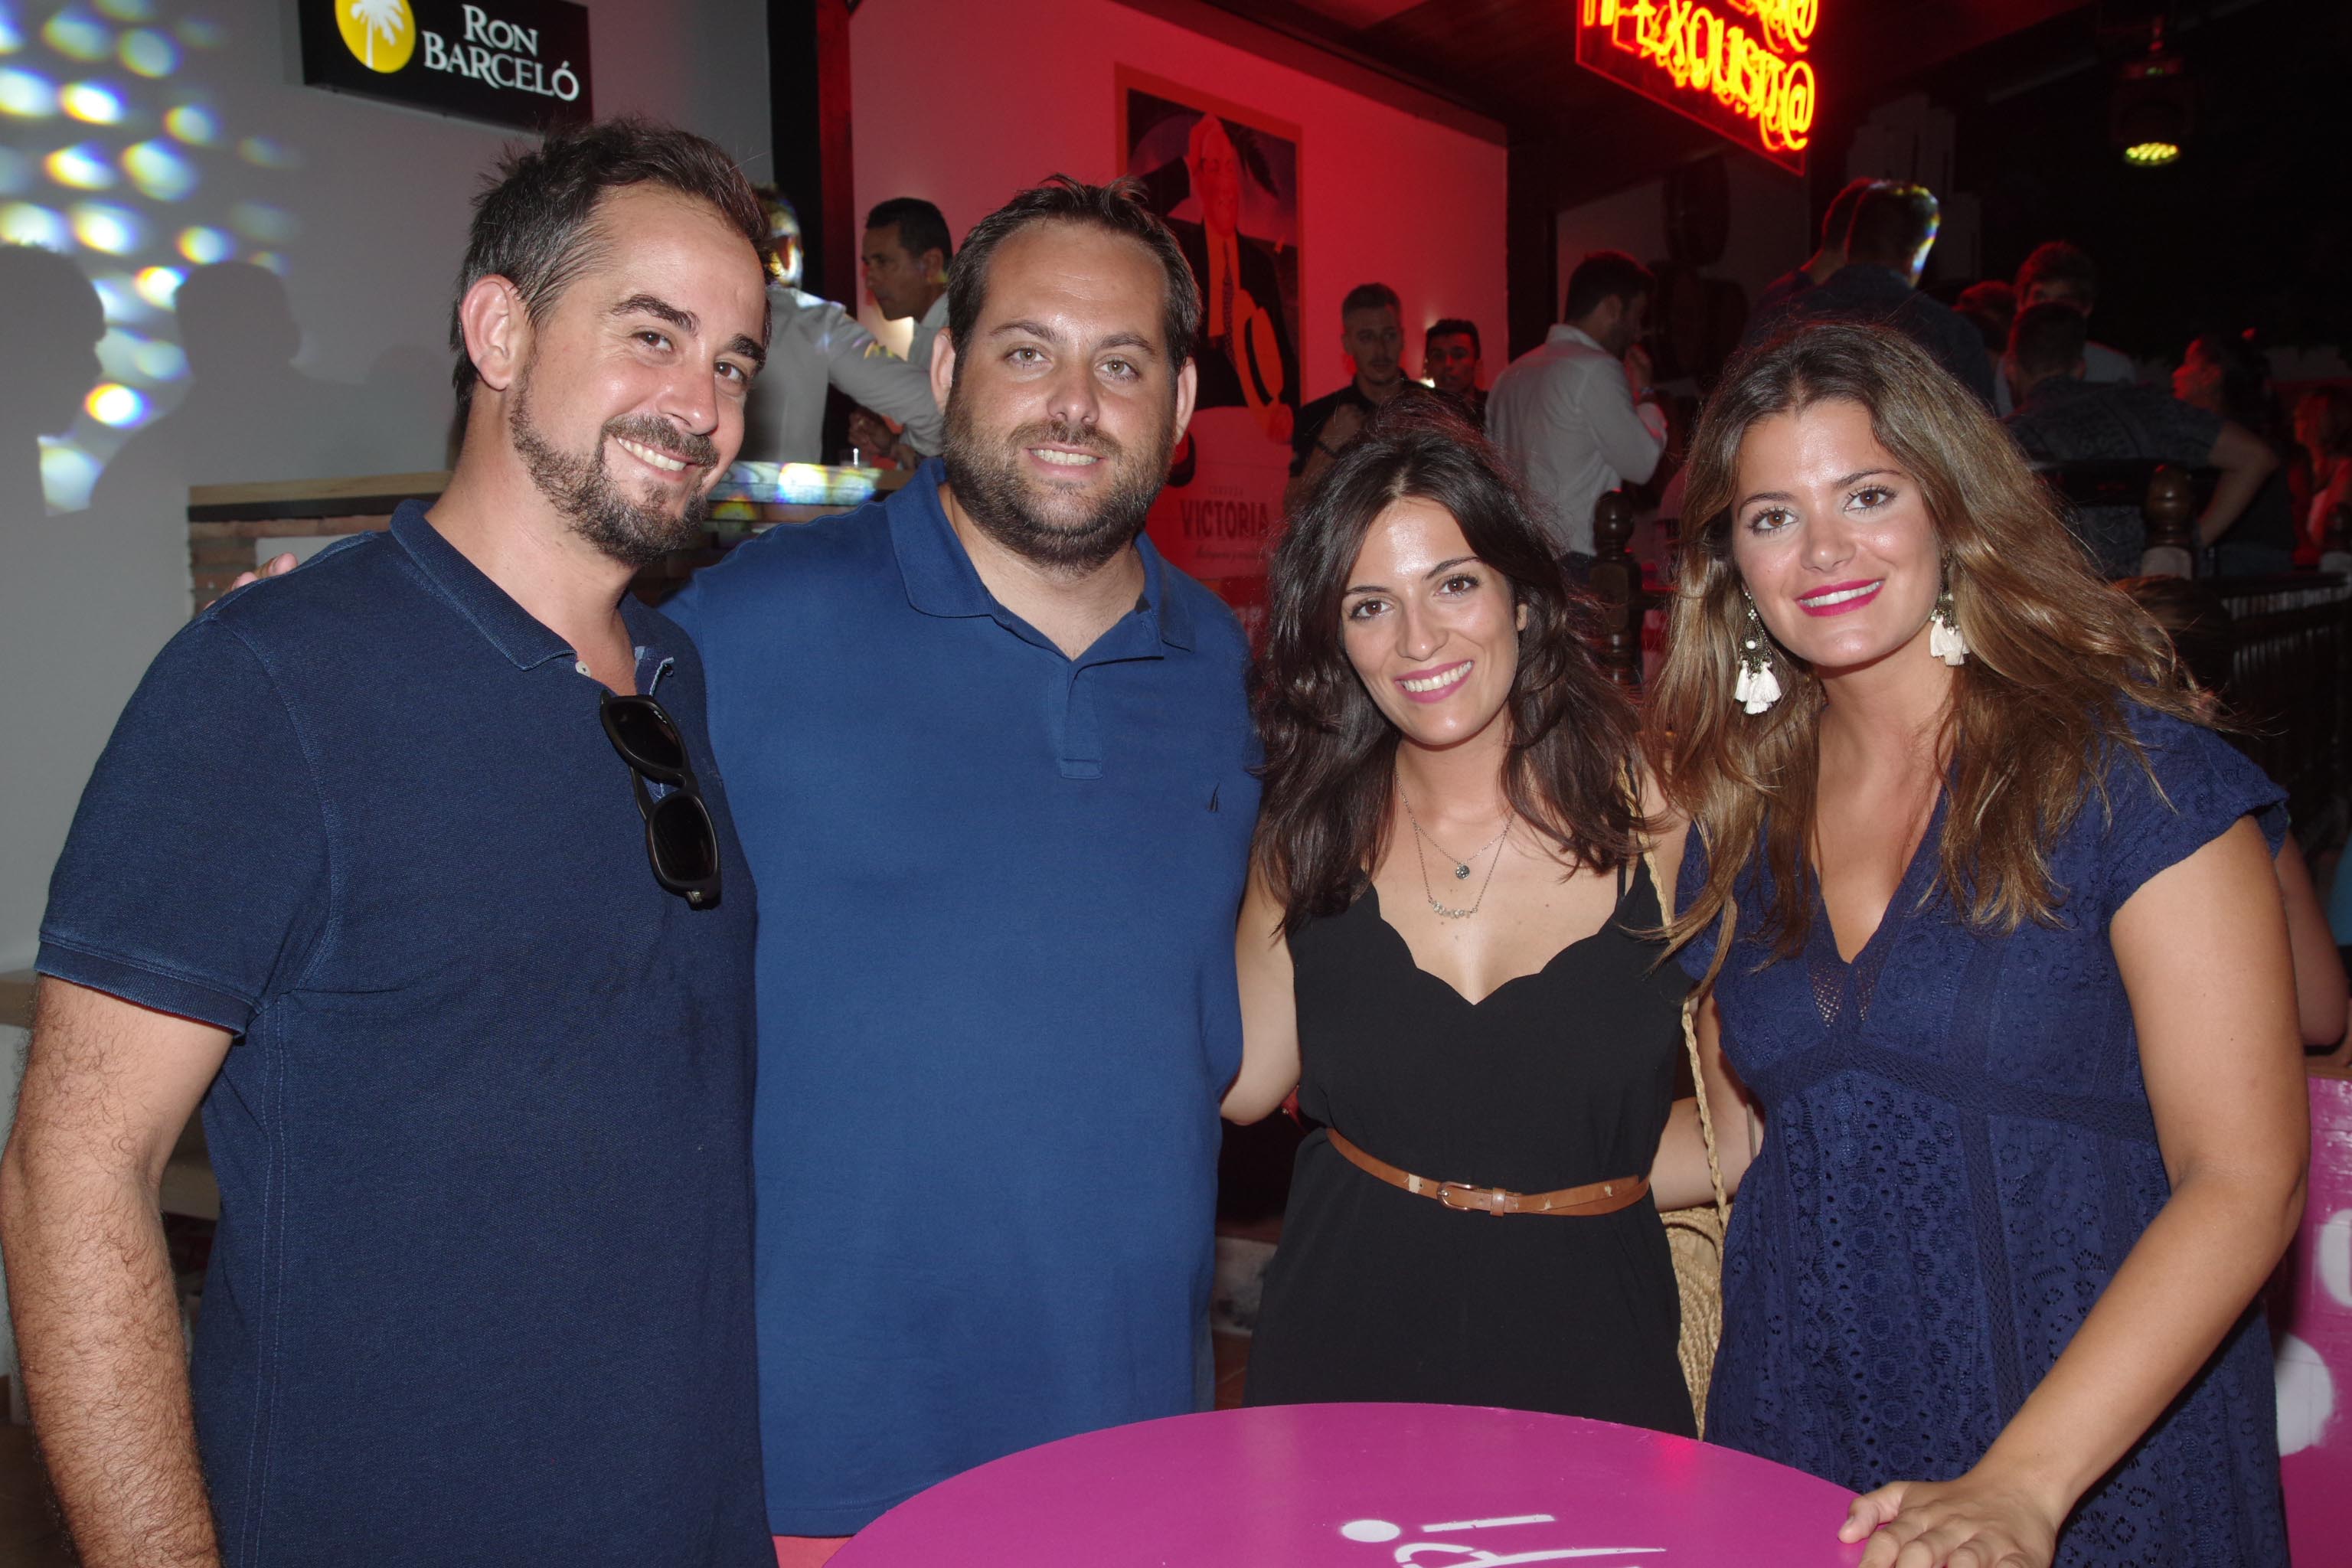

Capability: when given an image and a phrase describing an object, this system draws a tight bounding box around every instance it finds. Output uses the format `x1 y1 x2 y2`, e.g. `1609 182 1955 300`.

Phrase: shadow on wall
0 255 448 973
0 247 105 528
90 263 373 516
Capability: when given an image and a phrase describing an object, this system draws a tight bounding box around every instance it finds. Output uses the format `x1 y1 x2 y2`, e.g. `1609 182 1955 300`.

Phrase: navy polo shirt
38 504 769 1567
663 462 1259 1534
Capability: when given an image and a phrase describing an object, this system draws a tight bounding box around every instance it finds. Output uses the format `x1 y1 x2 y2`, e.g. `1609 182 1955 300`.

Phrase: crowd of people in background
3 114 2347 1568
750 162 2350 593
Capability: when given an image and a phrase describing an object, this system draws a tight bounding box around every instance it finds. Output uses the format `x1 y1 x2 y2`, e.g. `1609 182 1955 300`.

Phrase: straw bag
1645 842 1731 1435
1662 995 1730 1434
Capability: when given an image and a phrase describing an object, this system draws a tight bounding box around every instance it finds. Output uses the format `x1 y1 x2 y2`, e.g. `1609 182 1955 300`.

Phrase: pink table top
831 1403 1867 1566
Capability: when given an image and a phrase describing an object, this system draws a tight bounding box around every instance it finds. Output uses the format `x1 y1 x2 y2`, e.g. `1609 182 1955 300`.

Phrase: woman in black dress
1224 402 1733 1431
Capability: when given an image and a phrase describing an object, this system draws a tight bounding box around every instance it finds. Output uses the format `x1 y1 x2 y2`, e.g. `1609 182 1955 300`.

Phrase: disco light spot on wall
119 27 173 77
96 324 174 382
85 381 145 426
237 135 300 170
70 199 139 253
90 273 149 321
39 440 99 510
133 335 184 379
132 260 178 305
229 200 296 243
14 4 304 512
176 223 228 263
165 101 213 142
41 9 109 64
0 201 68 248
0 65 59 116
45 140 113 188
122 139 193 199
60 79 122 122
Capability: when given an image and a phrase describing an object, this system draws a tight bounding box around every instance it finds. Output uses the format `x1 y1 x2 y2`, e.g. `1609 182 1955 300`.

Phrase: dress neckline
1362 860 1650 1010
1811 788 1949 969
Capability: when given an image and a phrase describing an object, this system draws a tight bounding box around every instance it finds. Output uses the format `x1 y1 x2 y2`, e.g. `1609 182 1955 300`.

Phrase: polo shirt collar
1548 324 1603 353
389 500 576 671
889 459 1194 653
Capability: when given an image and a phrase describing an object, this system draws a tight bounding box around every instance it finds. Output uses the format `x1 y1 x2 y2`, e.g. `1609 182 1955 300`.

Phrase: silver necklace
1399 786 1511 920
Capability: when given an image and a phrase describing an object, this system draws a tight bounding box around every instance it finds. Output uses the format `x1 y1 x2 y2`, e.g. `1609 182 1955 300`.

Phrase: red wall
846 0 1507 400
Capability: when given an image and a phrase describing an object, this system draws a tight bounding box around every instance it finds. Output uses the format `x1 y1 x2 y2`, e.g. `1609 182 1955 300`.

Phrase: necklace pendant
1453 863 1472 880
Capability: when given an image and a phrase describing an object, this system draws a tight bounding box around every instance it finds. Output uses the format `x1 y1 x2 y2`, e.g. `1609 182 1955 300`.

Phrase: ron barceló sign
299 0 593 132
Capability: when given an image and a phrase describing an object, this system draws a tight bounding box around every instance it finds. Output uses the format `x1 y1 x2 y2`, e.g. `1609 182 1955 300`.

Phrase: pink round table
830 1403 1867 1566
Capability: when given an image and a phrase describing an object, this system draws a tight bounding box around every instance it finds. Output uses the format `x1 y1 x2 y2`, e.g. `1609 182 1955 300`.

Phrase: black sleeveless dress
1243 858 1696 1434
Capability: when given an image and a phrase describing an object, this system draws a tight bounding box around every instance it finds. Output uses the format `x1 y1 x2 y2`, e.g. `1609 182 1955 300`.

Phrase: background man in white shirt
1487 250 1664 568
743 188 943 466
848 197 956 464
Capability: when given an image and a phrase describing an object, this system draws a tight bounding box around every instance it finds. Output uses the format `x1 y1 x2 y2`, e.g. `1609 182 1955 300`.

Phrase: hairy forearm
0 1153 220 1568
1969 1161 2303 1518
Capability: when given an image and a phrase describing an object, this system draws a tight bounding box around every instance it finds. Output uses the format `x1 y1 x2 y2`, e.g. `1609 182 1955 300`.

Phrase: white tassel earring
1733 598 1782 714
1929 582 1968 666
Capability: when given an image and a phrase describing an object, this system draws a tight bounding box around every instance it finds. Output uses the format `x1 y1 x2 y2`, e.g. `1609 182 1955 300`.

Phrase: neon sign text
1578 0 1818 173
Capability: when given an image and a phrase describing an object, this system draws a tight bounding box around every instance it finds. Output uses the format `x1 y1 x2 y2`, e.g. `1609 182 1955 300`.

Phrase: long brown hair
1646 322 2199 965
1255 400 1646 935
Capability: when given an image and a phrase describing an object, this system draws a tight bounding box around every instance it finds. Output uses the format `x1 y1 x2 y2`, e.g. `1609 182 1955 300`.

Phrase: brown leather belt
1325 1129 1648 1217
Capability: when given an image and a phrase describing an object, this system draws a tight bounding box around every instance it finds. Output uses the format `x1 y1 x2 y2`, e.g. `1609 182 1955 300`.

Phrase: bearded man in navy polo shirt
0 122 776 1566
662 178 1261 1556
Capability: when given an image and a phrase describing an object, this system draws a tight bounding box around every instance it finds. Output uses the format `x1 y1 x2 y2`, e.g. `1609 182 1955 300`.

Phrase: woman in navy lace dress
1648 323 2306 1568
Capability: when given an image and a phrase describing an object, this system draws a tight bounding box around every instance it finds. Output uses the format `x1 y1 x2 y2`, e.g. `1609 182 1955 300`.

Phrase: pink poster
1118 69 1301 620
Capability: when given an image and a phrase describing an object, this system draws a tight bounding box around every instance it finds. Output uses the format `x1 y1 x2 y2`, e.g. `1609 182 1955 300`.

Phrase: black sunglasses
599 692 722 910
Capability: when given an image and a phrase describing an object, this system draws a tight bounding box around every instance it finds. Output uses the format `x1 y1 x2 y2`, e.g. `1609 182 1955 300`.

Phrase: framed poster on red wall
1117 67 1302 636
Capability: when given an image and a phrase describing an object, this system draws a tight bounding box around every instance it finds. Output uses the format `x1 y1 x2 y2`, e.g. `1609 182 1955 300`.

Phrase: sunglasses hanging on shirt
599 691 722 910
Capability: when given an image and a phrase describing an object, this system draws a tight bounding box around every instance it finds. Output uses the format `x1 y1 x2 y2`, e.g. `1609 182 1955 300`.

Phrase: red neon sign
1576 0 1818 175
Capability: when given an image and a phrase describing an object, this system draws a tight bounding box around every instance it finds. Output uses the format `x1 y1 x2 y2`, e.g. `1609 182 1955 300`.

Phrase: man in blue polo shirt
664 177 1260 1553
0 122 775 1566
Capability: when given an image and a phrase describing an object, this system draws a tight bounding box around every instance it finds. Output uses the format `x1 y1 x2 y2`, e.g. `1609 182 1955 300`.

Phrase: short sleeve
37 618 332 1036
2095 707 2287 920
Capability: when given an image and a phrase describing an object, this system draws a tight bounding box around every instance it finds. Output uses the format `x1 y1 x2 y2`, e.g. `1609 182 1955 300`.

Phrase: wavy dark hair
1254 400 1648 936
450 117 773 420
1647 322 2200 969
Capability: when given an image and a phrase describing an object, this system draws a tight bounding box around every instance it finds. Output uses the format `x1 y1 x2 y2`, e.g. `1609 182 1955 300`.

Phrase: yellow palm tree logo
337 0 416 73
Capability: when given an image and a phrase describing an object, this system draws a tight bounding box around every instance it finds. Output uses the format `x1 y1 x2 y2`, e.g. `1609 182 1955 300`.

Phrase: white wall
0 0 770 970
844 0 1508 400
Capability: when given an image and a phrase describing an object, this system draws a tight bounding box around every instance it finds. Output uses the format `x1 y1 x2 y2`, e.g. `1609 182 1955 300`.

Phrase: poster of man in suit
1119 71 1300 599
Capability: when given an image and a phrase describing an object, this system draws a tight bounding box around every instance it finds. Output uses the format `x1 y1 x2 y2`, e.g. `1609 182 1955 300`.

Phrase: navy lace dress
1677 710 2290 1566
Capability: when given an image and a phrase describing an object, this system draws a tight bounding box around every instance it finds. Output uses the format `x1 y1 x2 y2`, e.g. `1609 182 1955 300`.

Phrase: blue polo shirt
663 462 1259 1534
38 504 769 1567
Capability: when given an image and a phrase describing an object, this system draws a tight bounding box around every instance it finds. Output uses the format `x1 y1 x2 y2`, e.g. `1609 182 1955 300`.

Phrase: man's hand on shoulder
217 552 299 605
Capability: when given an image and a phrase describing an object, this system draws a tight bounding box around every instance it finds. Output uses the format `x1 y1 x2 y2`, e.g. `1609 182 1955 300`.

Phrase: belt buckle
1438 1181 1508 1216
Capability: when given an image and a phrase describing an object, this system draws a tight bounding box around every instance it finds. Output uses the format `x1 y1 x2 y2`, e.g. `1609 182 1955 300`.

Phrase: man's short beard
940 394 1172 576
508 372 717 570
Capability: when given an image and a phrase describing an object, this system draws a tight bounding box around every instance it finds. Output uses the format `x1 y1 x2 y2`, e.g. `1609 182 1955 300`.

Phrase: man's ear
929 327 957 409
923 249 949 286
459 275 531 395
1170 357 1199 449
